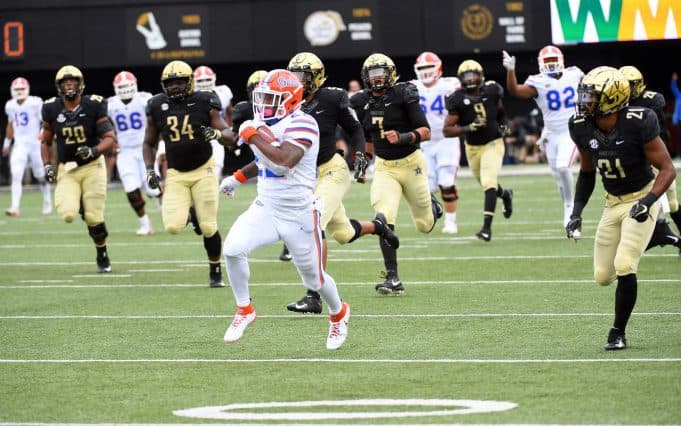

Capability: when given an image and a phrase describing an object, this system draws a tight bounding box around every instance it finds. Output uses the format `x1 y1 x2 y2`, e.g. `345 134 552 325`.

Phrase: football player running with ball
143 60 234 288
41 66 116 273
221 69 350 350
566 67 675 350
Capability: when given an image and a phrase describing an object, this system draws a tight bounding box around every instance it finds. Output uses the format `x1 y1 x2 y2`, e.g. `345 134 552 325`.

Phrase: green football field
1 166 680 425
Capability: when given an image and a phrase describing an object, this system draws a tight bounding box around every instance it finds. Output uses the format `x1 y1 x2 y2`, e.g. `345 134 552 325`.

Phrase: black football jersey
444 81 504 146
42 94 109 165
350 82 429 160
569 106 659 196
231 100 253 135
147 90 221 172
628 89 667 141
302 87 363 166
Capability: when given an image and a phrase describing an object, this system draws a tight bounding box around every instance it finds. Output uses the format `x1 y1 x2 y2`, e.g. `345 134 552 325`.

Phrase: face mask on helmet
576 67 630 118
163 78 190 101
10 78 29 101
538 46 564 77
367 67 390 91
59 78 82 101
460 71 482 92
252 69 304 125
194 66 216 91
414 52 442 85
113 72 138 101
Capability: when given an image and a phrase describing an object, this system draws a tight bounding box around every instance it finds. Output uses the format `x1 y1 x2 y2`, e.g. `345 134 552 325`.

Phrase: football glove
219 175 241 197
353 151 368 183
502 50 516 71
629 194 656 223
462 117 487 133
500 124 512 137
75 145 98 161
565 215 582 241
44 164 56 183
146 169 161 190
200 126 222 142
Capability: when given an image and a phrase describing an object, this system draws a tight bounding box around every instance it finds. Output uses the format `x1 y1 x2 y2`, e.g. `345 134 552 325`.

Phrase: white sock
317 272 342 315
139 214 151 227
445 212 457 224
10 174 22 210
225 253 251 306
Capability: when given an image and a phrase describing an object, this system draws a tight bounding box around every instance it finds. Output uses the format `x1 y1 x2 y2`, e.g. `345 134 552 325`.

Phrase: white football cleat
326 302 350 350
442 222 458 234
224 305 256 343
5 208 20 217
136 224 153 236
42 202 53 215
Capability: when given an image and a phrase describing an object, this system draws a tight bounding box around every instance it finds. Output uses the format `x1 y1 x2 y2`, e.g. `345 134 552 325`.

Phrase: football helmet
113 71 138 101
55 65 85 101
287 52 327 98
361 53 398 92
538 45 564 77
457 60 484 92
577 66 630 117
161 60 194 101
10 77 29 101
618 65 646 99
246 70 268 99
414 51 442 85
194 65 217 91
252 69 304 124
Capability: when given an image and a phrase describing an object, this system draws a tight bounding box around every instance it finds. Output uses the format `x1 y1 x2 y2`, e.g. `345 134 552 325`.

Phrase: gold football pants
371 149 434 232
465 138 505 191
316 153 355 244
162 157 219 237
54 156 107 226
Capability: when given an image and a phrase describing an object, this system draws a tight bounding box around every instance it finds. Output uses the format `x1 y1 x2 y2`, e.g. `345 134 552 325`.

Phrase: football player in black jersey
566 67 676 350
40 65 116 273
349 53 441 295
620 66 681 253
278 52 399 312
224 70 265 176
142 60 234 288
443 60 514 242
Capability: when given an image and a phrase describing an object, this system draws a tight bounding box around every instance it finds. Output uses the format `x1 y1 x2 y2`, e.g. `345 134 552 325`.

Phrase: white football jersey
252 109 319 209
214 85 233 114
108 91 153 148
411 77 460 143
525 66 584 134
5 96 42 142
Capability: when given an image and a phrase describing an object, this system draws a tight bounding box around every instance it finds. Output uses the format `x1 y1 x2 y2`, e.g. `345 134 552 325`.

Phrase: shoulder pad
87 94 106 103
399 81 420 100
484 80 497 86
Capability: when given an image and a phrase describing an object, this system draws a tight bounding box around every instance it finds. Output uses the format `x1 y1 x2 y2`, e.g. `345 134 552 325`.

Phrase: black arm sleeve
406 100 430 130
572 169 596 217
337 94 365 153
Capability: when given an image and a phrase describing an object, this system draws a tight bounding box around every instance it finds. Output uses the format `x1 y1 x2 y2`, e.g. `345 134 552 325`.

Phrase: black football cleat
96 255 111 273
604 328 627 351
187 205 202 235
475 227 492 242
431 194 444 220
286 294 323 314
373 212 399 249
502 189 513 219
375 270 405 295
209 274 225 288
279 244 292 261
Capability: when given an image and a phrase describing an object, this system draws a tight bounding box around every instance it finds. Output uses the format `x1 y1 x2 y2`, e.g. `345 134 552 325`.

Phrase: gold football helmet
246 70 268 99
287 52 327 98
161 60 194 101
618 65 646 99
361 53 398 91
577 66 630 117
457 60 484 92
55 65 85 100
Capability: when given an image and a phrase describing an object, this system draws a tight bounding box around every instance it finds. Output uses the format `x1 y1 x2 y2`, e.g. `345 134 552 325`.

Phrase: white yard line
0 312 679 320
1 358 679 364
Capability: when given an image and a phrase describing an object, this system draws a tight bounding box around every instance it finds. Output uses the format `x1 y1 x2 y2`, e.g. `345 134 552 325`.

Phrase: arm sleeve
572 167 596 217
641 109 661 143
337 91 365 153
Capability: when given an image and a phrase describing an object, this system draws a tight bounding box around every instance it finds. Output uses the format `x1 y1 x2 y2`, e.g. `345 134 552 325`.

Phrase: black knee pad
347 219 363 243
203 231 222 258
439 185 458 202
126 189 146 214
88 223 108 243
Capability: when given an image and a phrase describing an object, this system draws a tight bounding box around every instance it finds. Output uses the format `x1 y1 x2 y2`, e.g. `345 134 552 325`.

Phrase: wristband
2 138 10 150
411 131 422 143
233 169 248 183
397 132 413 145
241 127 258 142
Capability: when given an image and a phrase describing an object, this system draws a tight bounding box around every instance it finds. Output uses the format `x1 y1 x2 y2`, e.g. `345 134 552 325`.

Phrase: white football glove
502 50 516 71
219 175 241 197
